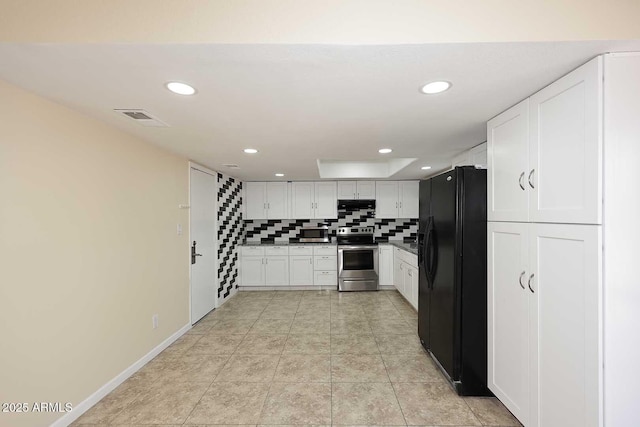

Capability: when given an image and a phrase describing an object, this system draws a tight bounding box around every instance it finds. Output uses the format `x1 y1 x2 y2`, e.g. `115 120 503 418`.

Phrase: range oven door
337 245 379 291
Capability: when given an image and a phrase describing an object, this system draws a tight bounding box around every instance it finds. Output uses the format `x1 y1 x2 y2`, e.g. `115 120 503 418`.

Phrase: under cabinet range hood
337 199 376 210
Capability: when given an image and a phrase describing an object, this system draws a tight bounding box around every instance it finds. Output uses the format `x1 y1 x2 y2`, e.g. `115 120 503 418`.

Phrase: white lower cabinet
378 245 393 287
241 245 337 287
264 256 289 286
314 270 336 286
240 246 289 286
488 221 602 427
392 246 418 310
240 256 265 286
289 256 314 286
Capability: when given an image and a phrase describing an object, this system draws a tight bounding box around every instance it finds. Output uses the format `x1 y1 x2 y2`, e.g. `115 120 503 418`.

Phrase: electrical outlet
152 314 159 329
177 223 182 235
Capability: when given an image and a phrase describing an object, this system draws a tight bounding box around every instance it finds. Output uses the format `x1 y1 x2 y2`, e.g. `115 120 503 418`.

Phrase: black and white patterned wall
217 173 243 301
243 206 418 244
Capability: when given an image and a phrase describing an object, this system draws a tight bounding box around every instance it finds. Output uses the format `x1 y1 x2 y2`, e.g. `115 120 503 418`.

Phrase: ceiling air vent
223 164 240 169
114 109 169 127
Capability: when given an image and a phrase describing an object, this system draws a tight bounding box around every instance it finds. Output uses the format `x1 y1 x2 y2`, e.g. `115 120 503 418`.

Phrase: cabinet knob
528 273 535 293
519 271 526 289
519 172 525 191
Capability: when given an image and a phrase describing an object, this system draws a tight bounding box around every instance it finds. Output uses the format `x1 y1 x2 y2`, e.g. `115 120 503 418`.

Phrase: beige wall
0 80 190 427
1 0 640 44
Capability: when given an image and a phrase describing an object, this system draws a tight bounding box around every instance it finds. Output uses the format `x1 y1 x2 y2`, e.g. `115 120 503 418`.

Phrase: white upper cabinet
356 181 376 199
244 182 267 220
376 181 419 218
452 142 488 169
315 181 337 219
488 57 602 225
337 181 357 199
375 181 399 219
529 57 602 225
244 181 288 219
265 182 288 219
337 181 376 199
290 181 337 219
399 181 419 218
291 182 315 219
488 99 530 222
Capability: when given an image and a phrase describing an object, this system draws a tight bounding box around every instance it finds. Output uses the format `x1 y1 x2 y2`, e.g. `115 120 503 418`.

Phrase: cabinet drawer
313 245 337 256
265 245 289 256
289 245 313 256
314 270 337 286
314 256 337 271
241 246 265 256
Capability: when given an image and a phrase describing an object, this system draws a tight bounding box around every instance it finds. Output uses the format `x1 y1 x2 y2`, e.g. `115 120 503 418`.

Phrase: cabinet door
529 57 602 225
487 99 529 222
469 142 488 168
356 181 376 199
378 245 394 287
393 249 403 293
314 270 337 286
487 222 529 425
337 181 356 199
266 182 288 219
528 224 601 427
244 182 267 220
399 181 419 218
315 181 337 219
265 256 289 286
291 182 314 219
289 256 314 286
409 266 419 310
401 264 414 308
241 256 265 286
376 181 399 219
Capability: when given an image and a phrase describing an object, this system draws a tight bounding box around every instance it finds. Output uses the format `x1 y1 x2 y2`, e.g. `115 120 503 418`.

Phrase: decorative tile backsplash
217 173 243 299
243 206 418 243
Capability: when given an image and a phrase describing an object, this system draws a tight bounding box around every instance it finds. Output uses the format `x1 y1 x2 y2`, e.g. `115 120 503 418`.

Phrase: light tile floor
73 290 521 426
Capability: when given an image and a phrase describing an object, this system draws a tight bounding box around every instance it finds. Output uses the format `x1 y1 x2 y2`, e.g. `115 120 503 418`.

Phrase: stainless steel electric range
336 226 378 291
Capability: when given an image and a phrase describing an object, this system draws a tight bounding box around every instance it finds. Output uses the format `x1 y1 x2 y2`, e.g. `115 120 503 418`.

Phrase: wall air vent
223 164 240 169
113 109 169 127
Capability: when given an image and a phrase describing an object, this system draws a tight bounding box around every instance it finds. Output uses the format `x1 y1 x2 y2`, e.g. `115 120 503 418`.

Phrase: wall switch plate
152 314 159 329
177 224 182 235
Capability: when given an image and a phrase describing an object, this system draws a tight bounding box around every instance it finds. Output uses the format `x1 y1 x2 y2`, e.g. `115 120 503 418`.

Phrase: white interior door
190 167 217 324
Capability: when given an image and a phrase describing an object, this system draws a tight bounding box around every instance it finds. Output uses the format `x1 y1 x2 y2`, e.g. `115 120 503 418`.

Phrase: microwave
299 226 330 243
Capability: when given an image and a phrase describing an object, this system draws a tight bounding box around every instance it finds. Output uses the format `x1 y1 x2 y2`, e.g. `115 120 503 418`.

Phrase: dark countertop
386 241 419 255
241 242 337 246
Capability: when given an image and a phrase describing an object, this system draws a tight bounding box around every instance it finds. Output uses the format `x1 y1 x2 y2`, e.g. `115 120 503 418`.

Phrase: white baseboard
51 323 191 427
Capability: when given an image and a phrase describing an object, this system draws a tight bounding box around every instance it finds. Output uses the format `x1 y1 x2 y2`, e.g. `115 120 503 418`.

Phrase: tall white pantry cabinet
487 53 640 427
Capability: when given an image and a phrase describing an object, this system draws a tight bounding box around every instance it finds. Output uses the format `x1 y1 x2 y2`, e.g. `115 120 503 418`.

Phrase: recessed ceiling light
421 81 451 95
275 173 285 177
243 148 258 154
166 81 196 95
421 166 432 170
378 148 393 154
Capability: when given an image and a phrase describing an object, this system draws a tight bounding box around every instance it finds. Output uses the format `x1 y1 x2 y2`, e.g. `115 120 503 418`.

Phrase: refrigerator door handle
425 216 435 288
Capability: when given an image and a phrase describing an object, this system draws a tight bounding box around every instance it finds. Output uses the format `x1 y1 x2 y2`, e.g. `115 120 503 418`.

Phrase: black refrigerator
418 166 490 396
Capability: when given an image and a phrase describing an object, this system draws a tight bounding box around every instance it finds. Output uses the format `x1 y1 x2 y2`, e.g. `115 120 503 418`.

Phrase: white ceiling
1 41 639 180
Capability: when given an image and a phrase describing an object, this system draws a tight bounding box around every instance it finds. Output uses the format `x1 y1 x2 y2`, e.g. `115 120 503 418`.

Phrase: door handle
528 273 535 293
267 203 270 209
519 271 526 289
396 202 398 209
265 258 268 265
191 241 202 265
357 192 359 198
400 202 402 209
528 169 535 189
519 172 525 191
